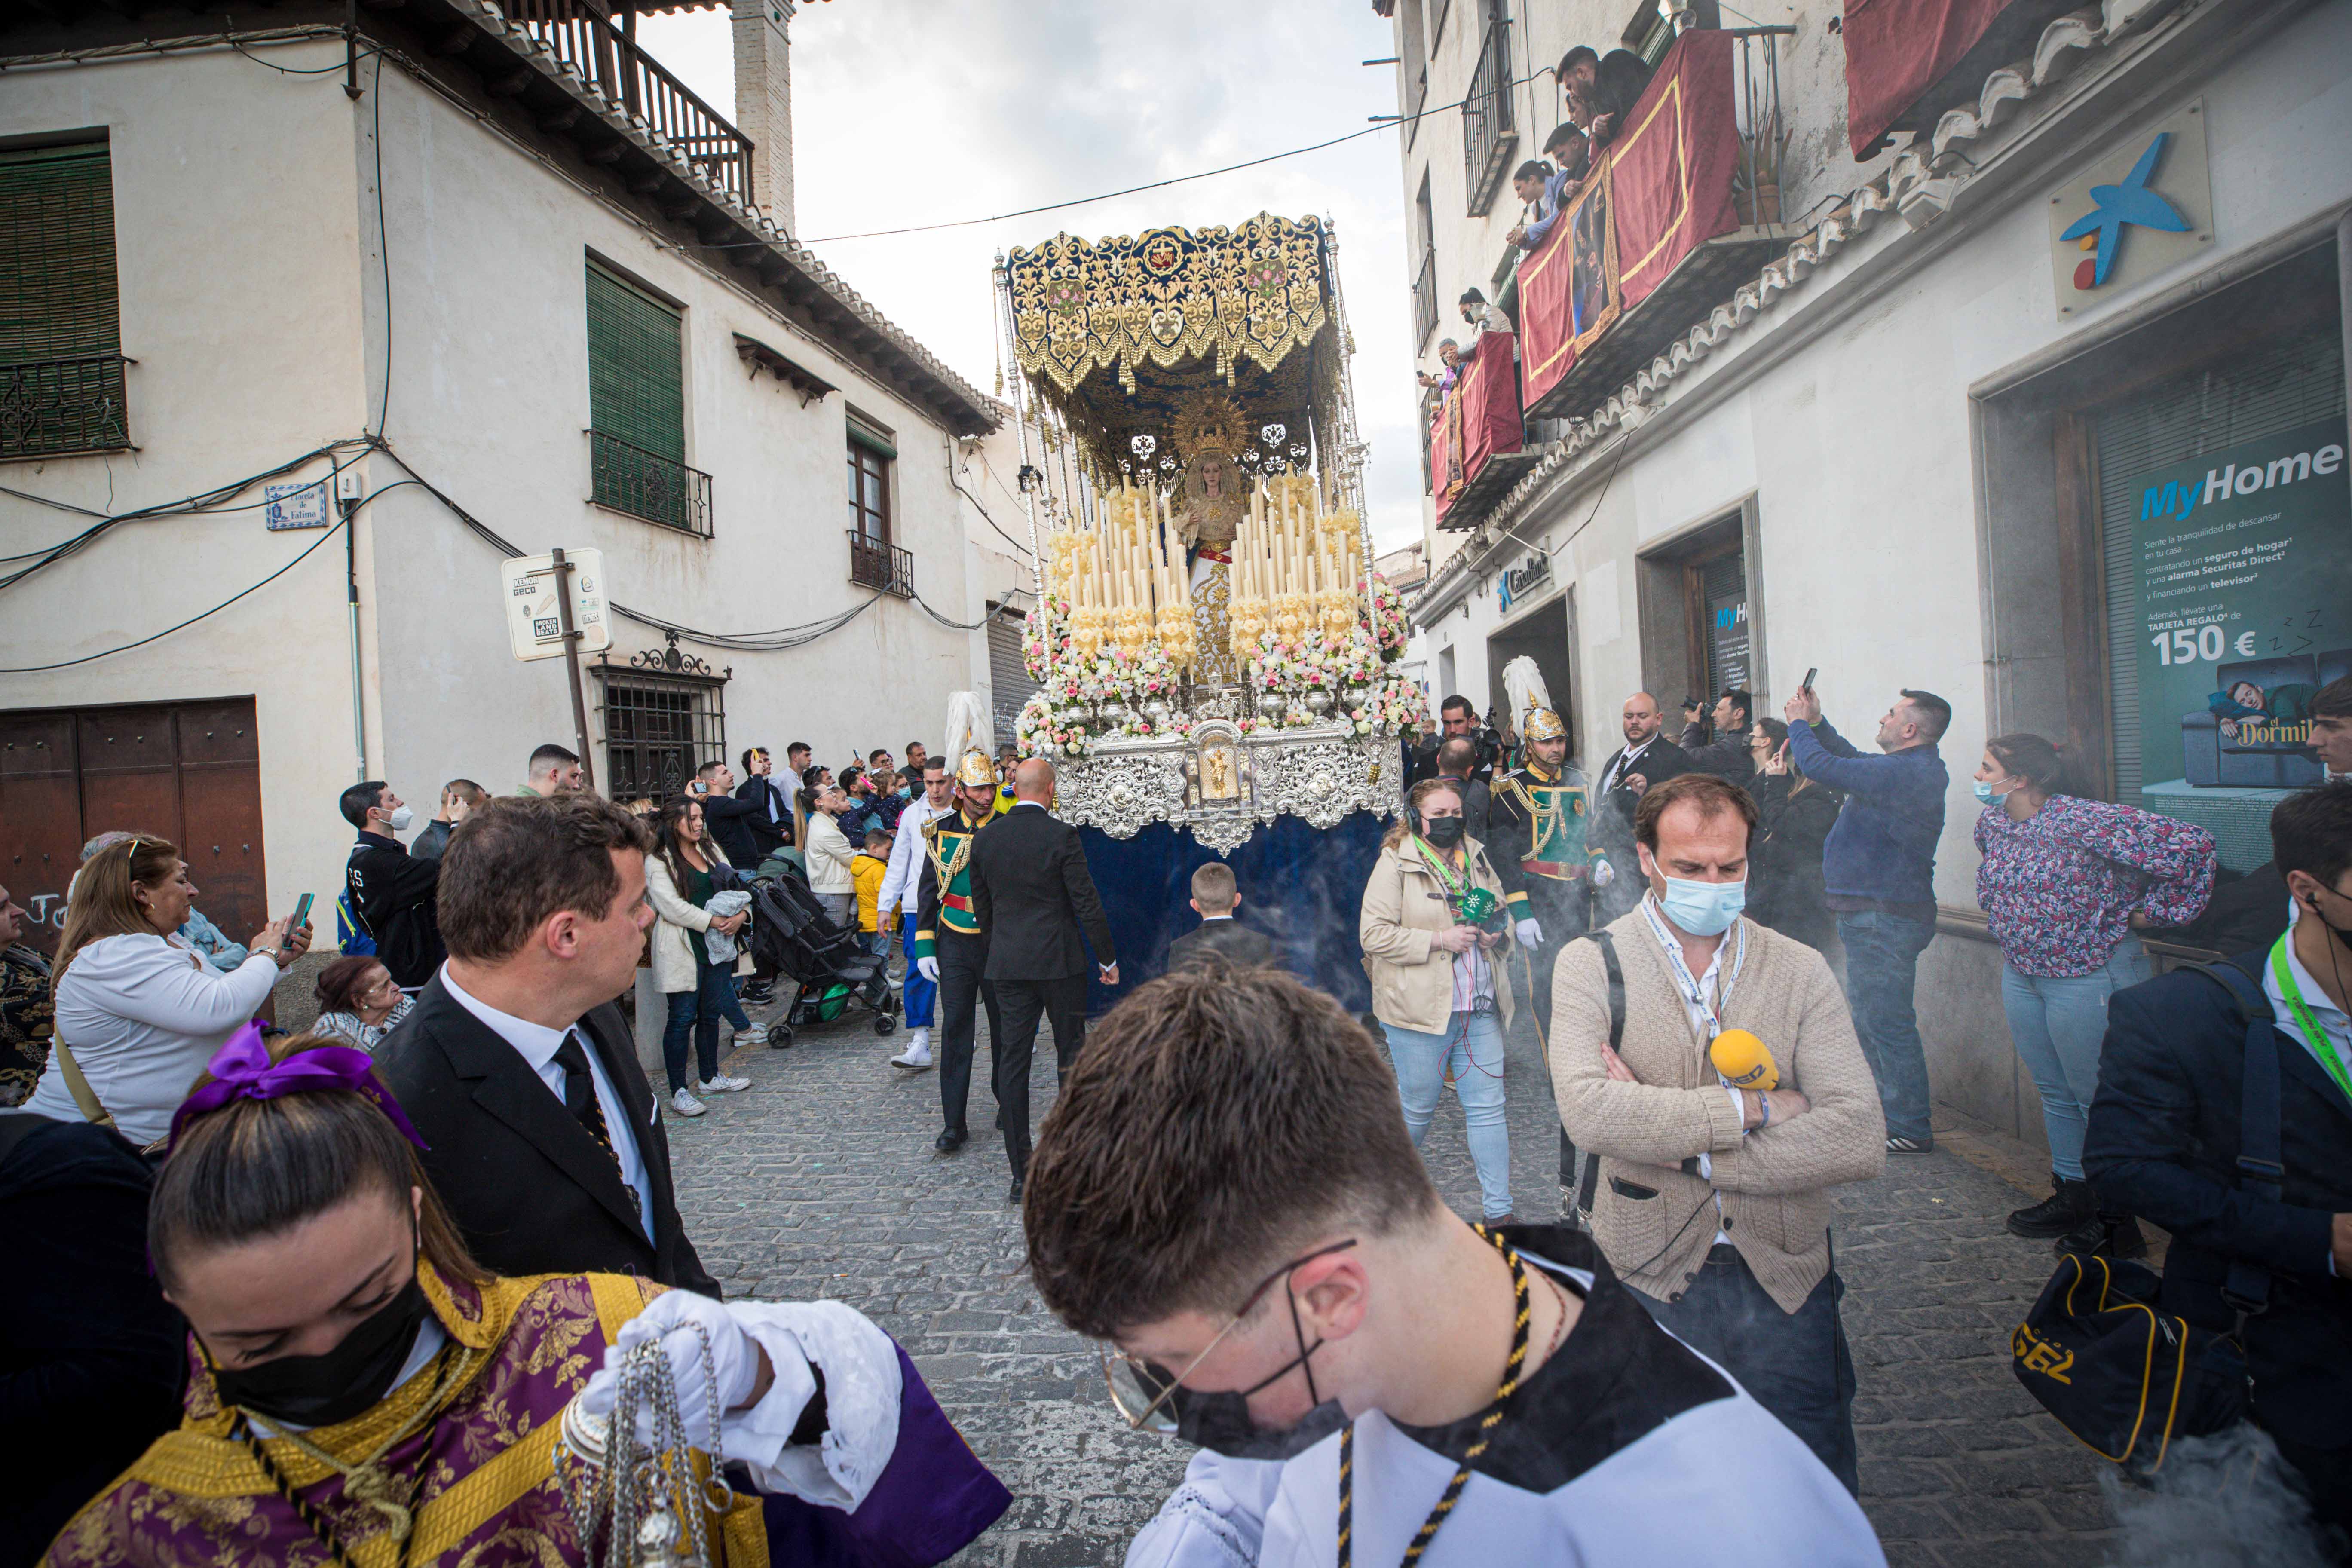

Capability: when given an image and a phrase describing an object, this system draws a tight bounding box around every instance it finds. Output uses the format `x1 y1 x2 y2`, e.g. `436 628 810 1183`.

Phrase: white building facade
1380 0 2351 1140
0 0 1018 949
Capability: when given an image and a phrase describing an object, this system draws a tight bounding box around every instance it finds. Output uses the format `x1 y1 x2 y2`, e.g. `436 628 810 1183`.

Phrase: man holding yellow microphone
1550 772 1887 1493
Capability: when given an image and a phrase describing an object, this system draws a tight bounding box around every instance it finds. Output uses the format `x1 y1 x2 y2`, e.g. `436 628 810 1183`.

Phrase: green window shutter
0 141 120 361
585 259 684 461
846 409 897 459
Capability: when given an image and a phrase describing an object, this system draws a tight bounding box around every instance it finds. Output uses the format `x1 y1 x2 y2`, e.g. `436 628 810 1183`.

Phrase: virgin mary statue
1173 395 1250 688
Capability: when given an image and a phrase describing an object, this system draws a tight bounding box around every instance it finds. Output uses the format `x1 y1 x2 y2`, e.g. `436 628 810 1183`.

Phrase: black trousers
991 974 1087 1178
1520 878 1591 1190
935 929 999 1136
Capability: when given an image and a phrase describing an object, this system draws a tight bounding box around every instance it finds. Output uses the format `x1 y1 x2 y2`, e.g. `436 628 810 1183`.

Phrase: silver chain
554 1319 735 1568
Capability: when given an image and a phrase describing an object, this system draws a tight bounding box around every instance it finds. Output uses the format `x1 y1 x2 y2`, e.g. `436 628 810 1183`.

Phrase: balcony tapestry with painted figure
2130 418 2352 813
1430 333 1524 527
1518 28 1738 409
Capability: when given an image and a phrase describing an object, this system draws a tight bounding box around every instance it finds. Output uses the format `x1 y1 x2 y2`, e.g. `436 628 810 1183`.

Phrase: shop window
0 137 128 459
1636 502 1764 723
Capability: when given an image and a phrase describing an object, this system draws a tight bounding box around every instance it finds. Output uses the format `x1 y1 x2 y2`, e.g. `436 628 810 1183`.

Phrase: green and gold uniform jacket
913 810 994 960
1488 763 1602 922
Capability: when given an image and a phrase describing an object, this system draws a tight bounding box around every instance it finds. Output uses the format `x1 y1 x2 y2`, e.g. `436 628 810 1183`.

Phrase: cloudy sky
636 0 1425 550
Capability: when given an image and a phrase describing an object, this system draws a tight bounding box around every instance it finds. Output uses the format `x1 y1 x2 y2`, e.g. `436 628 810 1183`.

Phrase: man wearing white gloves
878 756 956 1070
909 750 1004 1155
1487 661 1611 1211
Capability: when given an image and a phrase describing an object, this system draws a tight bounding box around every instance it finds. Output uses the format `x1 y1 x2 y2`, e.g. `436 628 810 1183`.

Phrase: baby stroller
744 868 899 1045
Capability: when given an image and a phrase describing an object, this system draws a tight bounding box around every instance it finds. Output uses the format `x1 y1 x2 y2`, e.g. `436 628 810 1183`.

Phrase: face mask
2307 891 2352 956
1165 1381 1351 1461
384 803 414 833
1421 815 1465 849
1654 873 1746 937
209 1274 430 1429
1972 778 2018 805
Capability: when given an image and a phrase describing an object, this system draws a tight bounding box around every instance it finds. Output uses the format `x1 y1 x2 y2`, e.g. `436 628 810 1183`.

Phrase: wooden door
0 698 264 953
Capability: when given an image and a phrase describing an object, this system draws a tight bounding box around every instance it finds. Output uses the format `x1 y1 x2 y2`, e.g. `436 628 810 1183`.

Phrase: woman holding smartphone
22 835 309 1148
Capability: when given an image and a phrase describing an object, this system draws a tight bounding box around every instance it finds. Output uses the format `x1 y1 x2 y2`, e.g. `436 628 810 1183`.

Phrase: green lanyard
2269 936 2352 1103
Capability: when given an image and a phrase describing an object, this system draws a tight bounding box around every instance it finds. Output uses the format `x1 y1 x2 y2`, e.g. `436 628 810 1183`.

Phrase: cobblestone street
666 990 2126 1567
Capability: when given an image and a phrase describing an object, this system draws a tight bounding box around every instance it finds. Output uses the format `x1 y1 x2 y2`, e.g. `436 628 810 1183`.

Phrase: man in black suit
2087 782 2352 1532
734 746 794 858
1590 690 1694 922
689 758 765 868
1166 861 1275 972
375 793 719 1293
1406 694 1499 789
968 758 1118 1200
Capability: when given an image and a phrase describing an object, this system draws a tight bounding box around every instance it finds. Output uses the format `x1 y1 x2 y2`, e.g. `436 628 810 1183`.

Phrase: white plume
943 690 991 764
1502 656 1553 724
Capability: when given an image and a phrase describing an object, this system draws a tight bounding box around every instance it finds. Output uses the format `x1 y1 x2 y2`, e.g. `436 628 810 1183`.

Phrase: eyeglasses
1100 1238 1357 1433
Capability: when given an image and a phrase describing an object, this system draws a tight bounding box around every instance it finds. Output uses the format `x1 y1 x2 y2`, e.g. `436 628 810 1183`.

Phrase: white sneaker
670 1087 708 1117
733 1025 769 1048
701 1073 752 1093
890 1028 933 1070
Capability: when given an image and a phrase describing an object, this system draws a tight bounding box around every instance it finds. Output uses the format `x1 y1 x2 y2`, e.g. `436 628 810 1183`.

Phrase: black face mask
2310 891 2352 956
209 1274 430 1429
1165 1379 1350 1461
1421 815 1465 849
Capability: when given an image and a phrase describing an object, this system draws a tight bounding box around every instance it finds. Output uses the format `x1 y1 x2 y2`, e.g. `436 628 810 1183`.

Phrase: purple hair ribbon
168 1022 430 1154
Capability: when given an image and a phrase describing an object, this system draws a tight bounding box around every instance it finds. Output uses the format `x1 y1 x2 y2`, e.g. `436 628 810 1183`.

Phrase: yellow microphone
1709 1029 1778 1091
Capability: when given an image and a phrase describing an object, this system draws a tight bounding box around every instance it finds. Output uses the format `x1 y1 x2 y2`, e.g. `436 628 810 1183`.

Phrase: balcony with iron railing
1515 25 1798 429
504 0 753 205
1461 17 1517 216
590 429 713 537
0 354 131 460
1411 249 1439 354
847 530 914 599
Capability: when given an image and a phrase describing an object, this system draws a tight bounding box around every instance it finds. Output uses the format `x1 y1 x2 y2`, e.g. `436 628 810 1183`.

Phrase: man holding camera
1679 689 1758 783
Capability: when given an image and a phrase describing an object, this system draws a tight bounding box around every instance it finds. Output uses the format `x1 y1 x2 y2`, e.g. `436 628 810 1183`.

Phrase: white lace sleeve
1125 1451 1285 1568
719 1300 905 1511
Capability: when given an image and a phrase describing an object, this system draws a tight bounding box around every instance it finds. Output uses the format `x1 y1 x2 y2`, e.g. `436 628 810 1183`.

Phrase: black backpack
2008 959 2279 1473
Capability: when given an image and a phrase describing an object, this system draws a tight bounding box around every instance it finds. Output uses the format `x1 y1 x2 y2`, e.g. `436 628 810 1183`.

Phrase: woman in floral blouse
1973 732 2215 1254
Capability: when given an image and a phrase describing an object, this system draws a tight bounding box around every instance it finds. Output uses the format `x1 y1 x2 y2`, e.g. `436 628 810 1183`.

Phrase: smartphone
1801 667 1818 691
287 892 314 931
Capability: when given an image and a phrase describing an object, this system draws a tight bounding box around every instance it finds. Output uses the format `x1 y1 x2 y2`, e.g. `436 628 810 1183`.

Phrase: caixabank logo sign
2046 103 2213 315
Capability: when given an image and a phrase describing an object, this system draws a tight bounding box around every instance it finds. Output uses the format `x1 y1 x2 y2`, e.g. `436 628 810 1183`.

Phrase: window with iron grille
594 652 729 804
0 137 129 459
585 257 710 534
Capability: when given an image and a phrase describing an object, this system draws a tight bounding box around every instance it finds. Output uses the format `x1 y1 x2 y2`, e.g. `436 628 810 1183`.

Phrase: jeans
1642 1246 1859 1494
1383 1010 1513 1220
662 957 744 1093
900 914 936 1028
1836 909 1938 1142
2001 940 2150 1182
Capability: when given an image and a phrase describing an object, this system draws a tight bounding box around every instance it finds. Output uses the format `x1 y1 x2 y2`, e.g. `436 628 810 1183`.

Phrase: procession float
993 214 1424 1005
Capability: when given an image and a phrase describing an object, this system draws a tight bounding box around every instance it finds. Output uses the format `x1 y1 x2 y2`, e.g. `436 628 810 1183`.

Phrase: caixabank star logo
2058 131 2190 292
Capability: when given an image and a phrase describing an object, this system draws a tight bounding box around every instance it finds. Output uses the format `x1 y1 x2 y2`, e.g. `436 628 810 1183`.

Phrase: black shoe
1007 1177 1024 1204
2063 1211 2148 1260
934 1127 968 1153
1886 1133 1934 1155
2007 1174 2097 1239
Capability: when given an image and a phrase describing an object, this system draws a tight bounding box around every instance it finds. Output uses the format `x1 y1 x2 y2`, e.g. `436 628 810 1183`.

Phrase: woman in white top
800 783 858 931
644 797 764 1117
24 834 309 1146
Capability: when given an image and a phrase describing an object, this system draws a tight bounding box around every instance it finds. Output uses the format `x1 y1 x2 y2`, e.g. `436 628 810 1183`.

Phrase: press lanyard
2270 936 2352 1103
1641 896 1745 1049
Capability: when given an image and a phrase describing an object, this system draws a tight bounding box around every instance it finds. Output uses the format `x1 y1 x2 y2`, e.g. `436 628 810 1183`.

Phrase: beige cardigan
1549 905 1885 1313
1359 836 1515 1035
644 843 750 993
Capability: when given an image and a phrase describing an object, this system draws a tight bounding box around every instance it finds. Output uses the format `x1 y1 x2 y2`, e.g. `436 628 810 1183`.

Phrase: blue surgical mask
1973 776 2018 805
1655 874 1745 937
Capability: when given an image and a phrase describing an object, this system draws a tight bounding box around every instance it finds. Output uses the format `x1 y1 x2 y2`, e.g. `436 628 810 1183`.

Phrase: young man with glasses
1023 966 1879 1566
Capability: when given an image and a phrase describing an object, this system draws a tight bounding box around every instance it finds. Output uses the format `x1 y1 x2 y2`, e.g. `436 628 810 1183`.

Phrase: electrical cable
951 475 1035 557
370 50 394 437
226 34 381 75
0 480 421 674
728 64 1559 248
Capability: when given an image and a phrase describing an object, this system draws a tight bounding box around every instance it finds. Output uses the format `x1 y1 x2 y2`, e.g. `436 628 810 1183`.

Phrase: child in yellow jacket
851 829 892 959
